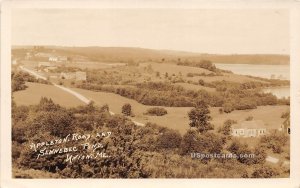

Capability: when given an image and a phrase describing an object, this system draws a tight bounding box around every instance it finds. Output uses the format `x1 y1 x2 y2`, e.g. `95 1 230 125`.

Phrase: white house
49 56 68 62
232 120 267 137
49 56 59 62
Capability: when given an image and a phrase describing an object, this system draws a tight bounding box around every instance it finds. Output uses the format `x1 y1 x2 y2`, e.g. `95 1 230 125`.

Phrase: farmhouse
49 56 59 62
49 56 68 62
279 118 290 135
232 120 267 137
60 71 87 81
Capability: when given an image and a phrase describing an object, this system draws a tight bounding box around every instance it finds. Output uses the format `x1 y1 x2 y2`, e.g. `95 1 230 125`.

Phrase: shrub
245 116 254 121
223 103 234 113
156 130 182 150
122 103 132 116
251 166 279 178
181 130 223 156
218 119 237 136
219 108 223 114
260 132 288 154
145 107 168 116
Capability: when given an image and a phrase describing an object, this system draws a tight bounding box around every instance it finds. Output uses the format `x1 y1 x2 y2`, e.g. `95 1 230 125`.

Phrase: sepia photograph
2 1 299 185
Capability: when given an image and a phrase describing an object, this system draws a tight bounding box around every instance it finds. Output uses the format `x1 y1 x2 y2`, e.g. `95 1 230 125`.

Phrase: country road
19 66 145 126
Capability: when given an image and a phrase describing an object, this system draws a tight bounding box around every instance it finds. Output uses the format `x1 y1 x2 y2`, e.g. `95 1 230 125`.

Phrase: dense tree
218 119 236 136
188 101 213 133
122 103 132 116
156 130 182 150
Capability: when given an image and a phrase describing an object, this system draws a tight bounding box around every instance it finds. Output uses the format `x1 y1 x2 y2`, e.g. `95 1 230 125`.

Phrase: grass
73 87 289 134
13 82 84 107
14 82 289 135
140 62 269 84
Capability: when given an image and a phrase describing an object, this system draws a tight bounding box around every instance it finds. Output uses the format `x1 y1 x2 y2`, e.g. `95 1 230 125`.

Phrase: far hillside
12 46 289 65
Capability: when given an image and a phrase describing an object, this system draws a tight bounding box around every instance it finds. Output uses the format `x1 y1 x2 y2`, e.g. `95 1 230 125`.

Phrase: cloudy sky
12 9 289 54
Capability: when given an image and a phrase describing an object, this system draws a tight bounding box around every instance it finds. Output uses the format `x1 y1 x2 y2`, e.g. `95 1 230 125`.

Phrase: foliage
77 80 286 112
260 132 288 154
218 119 237 136
251 165 279 178
122 103 132 116
12 71 50 92
156 130 182 150
145 107 168 116
12 98 286 178
177 60 217 72
245 116 254 121
188 101 213 133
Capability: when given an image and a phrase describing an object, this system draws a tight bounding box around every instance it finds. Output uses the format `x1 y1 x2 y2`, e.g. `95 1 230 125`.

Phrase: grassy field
14 82 289 135
13 82 84 107
142 62 269 83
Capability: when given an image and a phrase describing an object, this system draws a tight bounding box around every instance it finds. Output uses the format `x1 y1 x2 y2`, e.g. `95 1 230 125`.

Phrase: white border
1 1 300 188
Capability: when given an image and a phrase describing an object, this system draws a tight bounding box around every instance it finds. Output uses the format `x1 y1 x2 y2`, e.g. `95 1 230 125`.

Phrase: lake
262 86 290 99
215 63 290 80
215 63 290 98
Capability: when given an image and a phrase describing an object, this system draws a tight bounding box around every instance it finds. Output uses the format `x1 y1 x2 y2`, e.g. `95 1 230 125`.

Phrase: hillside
12 45 290 65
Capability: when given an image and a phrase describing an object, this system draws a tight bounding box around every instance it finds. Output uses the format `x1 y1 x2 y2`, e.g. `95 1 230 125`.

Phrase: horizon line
11 44 290 56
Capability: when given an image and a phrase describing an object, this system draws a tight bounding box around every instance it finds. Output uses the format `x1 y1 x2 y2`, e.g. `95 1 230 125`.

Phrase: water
215 63 290 98
215 63 290 80
262 86 290 99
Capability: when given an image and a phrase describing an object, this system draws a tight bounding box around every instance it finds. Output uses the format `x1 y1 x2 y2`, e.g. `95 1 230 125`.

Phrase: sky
12 9 289 54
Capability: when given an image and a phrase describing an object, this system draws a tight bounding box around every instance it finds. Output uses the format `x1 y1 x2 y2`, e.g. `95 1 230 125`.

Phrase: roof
232 120 267 129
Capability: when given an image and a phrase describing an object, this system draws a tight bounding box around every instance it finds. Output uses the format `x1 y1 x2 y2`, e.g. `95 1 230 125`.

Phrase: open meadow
13 82 289 135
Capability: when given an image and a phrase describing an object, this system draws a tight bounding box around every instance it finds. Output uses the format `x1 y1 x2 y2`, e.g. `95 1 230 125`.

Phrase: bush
122 103 132 116
223 103 234 113
145 107 168 116
251 166 279 178
181 130 223 156
245 116 254 121
218 119 237 136
260 132 288 154
156 130 182 150
219 108 223 114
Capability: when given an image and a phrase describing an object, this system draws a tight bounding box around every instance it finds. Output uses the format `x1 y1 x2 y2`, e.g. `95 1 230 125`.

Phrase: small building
232 120 267 137
279 117 290 135
49 56 59 62
49 56 68 62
